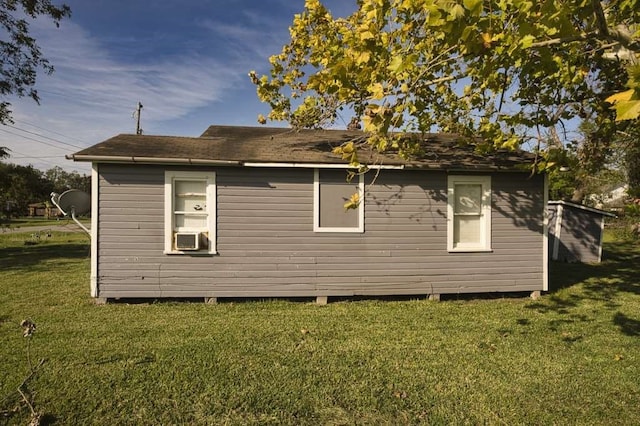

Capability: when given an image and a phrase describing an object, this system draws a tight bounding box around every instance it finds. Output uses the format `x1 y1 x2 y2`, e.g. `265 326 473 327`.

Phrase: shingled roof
68 125 535 171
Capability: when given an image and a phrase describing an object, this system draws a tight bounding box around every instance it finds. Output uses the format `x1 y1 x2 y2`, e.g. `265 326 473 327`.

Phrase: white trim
548 200 616 217
164 171 217 254
90 164 99 298
244 162 404 170
68 154 240 167
552 203 564 261
543 174 549 292
313 168 365 233
597 216 606 262
447 175 492 252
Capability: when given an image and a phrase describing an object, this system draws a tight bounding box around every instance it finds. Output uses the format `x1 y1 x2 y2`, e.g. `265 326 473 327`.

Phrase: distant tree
548 118 637 204
0 163 52 217
0 0 71 124
622 127 640 198
44 166 90 194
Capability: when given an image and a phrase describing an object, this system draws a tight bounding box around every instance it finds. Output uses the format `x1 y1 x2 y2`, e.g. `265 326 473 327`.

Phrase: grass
0 231 639 425
1 216 90 230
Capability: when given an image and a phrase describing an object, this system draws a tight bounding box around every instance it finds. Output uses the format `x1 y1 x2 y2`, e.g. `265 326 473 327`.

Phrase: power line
0 128 74 152
2 148 61 167
6 124 84 149
18 120 87 145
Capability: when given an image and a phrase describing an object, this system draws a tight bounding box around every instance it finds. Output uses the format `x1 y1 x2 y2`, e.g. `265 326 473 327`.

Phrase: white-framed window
313 168 364 233
164 171 216 254
447 175 492 252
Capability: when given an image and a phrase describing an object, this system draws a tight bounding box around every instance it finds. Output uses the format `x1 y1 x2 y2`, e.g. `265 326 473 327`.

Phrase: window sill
163 250 218 256
314 229 365 233
447 247 493 253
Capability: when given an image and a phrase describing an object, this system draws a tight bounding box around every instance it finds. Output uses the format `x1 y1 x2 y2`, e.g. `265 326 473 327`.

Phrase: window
164 171 216 254
314 168 364 233
447 175 491 252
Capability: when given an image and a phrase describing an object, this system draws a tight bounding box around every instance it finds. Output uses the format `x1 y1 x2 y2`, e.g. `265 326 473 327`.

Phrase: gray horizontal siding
550 204 604 263
95 164 544 298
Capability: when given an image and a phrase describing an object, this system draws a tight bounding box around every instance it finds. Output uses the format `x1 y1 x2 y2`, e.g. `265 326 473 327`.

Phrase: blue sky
0 0 356 173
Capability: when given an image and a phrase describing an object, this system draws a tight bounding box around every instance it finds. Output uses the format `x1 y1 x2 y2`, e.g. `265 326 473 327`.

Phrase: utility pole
134 102 143 135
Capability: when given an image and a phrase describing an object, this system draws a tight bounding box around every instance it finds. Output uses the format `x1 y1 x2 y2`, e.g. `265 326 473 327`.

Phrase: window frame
313 168 365 233
447 175 492 252
164 170 216 255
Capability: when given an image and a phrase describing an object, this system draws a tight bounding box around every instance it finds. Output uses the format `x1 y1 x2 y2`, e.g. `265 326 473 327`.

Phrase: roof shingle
69 125 535 171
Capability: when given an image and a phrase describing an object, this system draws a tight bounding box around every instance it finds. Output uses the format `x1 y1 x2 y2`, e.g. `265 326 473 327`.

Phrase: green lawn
1 216 90 230
0 231 638 425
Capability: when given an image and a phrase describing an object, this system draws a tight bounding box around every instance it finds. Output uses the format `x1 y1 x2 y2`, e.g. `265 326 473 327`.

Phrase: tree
0 0 71 124
0 162 52 218
44 166 90 194
251 0 639 167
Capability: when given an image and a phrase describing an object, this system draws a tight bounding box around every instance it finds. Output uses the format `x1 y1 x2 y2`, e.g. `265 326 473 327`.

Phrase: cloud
0 17 248 172
0 1 356 173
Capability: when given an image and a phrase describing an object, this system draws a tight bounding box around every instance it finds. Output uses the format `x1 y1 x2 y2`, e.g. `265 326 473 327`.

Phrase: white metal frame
164 170 216 254
447 175 492 252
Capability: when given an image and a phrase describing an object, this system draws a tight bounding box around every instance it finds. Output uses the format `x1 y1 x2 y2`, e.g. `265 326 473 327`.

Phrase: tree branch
528 32 598 49
592 0 609 37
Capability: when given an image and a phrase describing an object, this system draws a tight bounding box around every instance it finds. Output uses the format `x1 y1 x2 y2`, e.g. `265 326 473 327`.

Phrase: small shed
547 201 616 263
27 203 60 218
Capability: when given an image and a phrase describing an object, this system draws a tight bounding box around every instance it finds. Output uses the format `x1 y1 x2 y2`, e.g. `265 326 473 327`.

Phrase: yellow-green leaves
607 89 640 121
607 65 640 121
449 4 465 20
368 82 385 100
343 192 360 210
463 0 483 15
332 141 360 167
250 0 640 159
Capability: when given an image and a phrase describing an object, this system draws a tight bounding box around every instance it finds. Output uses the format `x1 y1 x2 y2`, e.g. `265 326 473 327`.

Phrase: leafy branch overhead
0 0 71 124
251 0 639 158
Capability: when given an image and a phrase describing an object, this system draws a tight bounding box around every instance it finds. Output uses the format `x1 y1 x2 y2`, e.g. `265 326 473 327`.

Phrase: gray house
69 126 548 303
548 201 615 263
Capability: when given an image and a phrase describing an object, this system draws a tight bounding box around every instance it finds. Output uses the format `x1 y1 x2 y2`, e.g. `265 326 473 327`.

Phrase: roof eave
67 154 241 166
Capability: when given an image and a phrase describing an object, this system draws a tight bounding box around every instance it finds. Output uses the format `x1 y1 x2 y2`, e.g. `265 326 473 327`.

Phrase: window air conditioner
175 232 200 251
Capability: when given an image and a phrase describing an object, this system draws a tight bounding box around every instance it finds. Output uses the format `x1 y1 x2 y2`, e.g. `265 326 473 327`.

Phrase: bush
609 201 640 241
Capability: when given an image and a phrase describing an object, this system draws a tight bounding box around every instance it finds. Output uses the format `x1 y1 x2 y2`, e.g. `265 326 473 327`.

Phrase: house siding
95 164 545 298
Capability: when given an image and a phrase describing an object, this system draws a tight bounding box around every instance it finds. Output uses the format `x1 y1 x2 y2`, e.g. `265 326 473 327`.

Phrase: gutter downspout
90 164 99 298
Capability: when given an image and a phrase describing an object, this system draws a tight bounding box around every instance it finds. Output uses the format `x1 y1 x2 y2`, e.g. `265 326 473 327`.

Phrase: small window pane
455 184 481 214
175 180 207 211
175 180 206 195
175 196 206 212
318 169 359 228
175 214 207 229
454 216 480 244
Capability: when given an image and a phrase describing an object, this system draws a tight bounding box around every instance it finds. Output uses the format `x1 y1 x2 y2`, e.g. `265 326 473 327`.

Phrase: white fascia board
243 162 403 170
548 200 617 217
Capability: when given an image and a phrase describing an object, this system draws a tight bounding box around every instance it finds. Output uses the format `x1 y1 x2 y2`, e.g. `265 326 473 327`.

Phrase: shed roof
548 201 617 217
68 125 535 171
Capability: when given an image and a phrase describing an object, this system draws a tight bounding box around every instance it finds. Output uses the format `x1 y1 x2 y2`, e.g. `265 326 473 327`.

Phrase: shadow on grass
0 241 89 271
528 239 640 335
614 312 640 337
